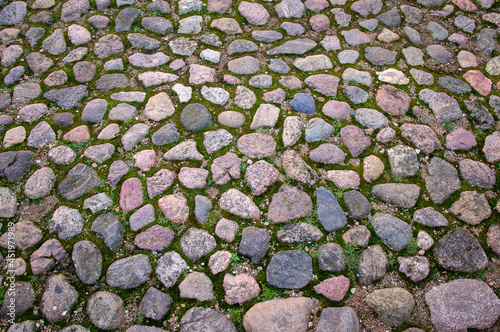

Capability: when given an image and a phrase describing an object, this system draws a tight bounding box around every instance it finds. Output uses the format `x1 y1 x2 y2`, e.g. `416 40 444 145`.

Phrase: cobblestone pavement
0 0 500 330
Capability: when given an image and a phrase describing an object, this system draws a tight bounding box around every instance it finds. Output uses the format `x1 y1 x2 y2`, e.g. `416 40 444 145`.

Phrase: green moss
343 243 362 270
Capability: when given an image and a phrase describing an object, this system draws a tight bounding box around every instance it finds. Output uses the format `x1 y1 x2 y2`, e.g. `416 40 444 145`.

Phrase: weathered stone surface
425 279 500 332
238 226 270 263
140 287 172 321
180 228 216 261
424 157 461 205
41 274 78 323
282 149 318 186
277 222 323 244
72 240 102 284
413 207 448 227
181 307 236 332
370 213 412 251
449 191 491 225
268 184 312 223
316 186 347 232
316 307 359 332
460 159 496 189
357 245 387 285
237 133 276 158
219 189 260 219
398 256 430 282
434 228 488 272
179 272 214 301
158 193 189 223
401 124 441 154
49 206 83 240
341 125 371 157
58 163 100 201
156 251 187 288
267 250 312 289
372 184 420 208
318 243 345 272
87 292 125 330
365 288 415 327
243 297 313 332
91 212 124 252
0 282 34 319
387 145 418 178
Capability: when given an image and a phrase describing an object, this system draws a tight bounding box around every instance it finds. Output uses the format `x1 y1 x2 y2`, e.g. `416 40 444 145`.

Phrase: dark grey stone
4 66 25 86
122 123 149 151
357 245 387 285
72 240 102 284
267 38 316 55
377 7 401 27
277 222 323 244
0 150 34 182
152 122 180 146
27 121 55 148
0 282 34 318
438 76 471 94
180 307 237 332
58 163 101 201
434 228 488 272
413 207 448 227
371 183 420 208
53 112 74 127
343 190 370 219
318 243 345 272
140 287 172 321
267 250 313 289
343 86 369 104
227 39 258 55
478 28 496 56
195 195 212 224
465 100 495 130
424 157 461 205
106 254 152 289
108 160 129 188
82 99 108 123
316 307 360 332
127 33 161 50
181 103 212 131
115 8 142 33
91 212 124 252
0 92 11 110
44 85 88 109
238 226 270 263
371 213 412 251
25 27 45 48
268 59 290 73
95 73 129 92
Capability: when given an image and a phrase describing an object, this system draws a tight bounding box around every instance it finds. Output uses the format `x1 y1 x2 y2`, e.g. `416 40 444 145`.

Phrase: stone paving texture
0 0 499 331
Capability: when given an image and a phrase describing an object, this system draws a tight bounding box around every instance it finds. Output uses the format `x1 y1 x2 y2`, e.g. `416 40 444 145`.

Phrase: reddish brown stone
463 70 492 96
376 85 411 116
119 177 143 212
314 276 350 301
